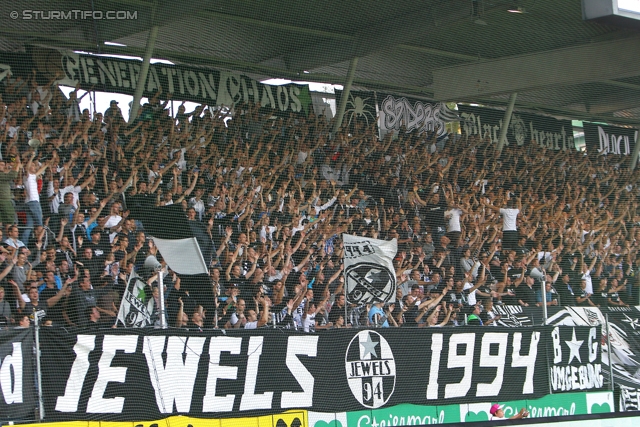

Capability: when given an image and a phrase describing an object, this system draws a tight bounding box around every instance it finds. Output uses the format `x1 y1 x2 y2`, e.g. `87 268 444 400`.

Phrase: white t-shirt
582 269 594 295
499 208 520 231
24 173 39 202
230 312 241 326
303 313 316 332
445 208 462 232
244 320 258 329
103 215 122 243
463 281 477 306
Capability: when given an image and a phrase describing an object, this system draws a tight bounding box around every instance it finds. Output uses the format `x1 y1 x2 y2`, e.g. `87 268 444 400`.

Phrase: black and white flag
142 205 209 275
343 234 397 305
116 273 155 327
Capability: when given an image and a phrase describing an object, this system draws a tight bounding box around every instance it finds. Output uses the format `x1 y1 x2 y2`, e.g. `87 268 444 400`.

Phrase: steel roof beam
433 36 640 101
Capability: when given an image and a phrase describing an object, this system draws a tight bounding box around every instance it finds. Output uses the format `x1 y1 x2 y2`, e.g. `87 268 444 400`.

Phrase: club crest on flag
343 234 397 305
117 274 155 327
345 262 395 305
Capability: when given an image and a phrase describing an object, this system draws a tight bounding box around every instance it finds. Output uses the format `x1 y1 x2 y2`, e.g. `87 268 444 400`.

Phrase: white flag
342 234 397 305
117 274 155 327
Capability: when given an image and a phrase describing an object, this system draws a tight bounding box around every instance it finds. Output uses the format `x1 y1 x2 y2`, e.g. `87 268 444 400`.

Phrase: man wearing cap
489 404 529 420
466 303 483 325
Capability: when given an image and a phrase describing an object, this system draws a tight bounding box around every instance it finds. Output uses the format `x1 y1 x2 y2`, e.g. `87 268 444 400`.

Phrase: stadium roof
2 0 640 125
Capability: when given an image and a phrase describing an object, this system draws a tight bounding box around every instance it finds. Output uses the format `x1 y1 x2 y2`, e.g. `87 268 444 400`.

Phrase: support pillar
129 25 159 123
630 130 640 170
333 57 359 133
496 92 517 154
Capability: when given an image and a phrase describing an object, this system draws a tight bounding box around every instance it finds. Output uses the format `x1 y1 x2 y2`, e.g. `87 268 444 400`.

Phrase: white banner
342 234 397 305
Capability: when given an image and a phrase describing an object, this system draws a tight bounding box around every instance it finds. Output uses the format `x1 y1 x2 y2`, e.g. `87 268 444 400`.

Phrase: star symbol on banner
360 332 379 359
622 313 640 330
565 327 584 364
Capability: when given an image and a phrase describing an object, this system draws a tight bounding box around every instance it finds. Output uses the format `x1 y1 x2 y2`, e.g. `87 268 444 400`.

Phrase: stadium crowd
1 73 639 331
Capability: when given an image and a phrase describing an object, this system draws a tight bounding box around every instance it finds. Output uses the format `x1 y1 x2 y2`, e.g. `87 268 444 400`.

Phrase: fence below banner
10 391 616 426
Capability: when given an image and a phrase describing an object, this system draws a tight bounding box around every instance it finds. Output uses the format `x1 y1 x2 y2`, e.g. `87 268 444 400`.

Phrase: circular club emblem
345 262 395 305
345 330 396 408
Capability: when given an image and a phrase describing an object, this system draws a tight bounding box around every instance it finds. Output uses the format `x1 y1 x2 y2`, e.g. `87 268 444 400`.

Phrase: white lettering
444 333 475 398
476 332 508 397
552 327 562 363
281 335 318 408
425 334 442 400
511 331 539 394
551 363 603 391
1 342 23 404
202 336 241 412
198 72 217 100
276 86 289 112
588 327 598 363
143 336 205 413
185 71 199 96
86 335 137 413
239 336 273 410
290 86 302 112
56 335 96 412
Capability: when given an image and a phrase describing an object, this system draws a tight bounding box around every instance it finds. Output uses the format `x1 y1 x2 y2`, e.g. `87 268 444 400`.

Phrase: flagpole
159 266 166 329
214 280 219 329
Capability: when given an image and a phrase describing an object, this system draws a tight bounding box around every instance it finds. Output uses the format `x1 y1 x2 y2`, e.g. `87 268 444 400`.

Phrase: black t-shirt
23 301 48 324
78 256 103 282
556 282 576 306
40 288 65 324
88 239 111 258
608 290 621 305
402 304 420 327
517 284 536 306
501 285 518 305
67 288 97 327
424 201 446 231
577 289 592 306
592 289 609 308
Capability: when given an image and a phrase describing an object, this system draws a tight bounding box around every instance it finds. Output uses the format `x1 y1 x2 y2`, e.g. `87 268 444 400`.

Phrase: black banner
0 328 35 421
457 105 575 151
39 327 550 421
549 326 603 393
583 122 638 157
0 50 312 114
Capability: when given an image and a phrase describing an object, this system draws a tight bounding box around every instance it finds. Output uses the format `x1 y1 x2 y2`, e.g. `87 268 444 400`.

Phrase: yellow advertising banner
17 412 307 427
